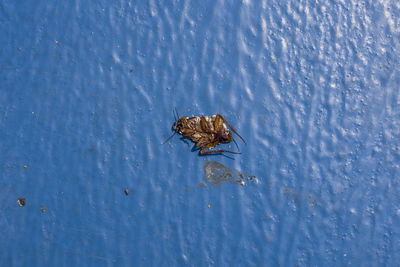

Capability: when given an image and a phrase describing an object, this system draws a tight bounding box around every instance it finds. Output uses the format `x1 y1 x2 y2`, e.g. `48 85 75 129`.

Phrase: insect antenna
162 131 177 144
162 108 180 145
217 114 247 145
174 107 180 119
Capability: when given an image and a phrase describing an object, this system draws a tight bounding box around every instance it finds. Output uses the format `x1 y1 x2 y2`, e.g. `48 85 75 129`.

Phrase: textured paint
1 1 400 266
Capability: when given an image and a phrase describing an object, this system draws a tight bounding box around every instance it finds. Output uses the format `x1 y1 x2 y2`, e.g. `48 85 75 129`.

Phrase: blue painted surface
1 1 400 266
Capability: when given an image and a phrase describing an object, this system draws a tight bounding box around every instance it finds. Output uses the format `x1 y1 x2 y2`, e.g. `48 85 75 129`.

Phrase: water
203 161 256 187
1 1 400 266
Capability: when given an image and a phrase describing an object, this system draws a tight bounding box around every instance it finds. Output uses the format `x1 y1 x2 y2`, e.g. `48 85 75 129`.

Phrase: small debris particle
208 204 210 208
248 175 256 181
55 40 59 44
24 165 28 169
89 146 95 151
40 206 46 213
196 182 207 189
17 198 26 207
284 188 290 194
124 189 130 195
129 69 133 73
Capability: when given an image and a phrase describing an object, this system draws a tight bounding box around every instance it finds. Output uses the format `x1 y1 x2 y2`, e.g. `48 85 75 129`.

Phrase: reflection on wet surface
202 161 256 187
200 162 321 212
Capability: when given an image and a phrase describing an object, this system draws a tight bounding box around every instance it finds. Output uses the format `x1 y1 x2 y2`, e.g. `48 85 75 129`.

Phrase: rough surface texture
1 1 400 266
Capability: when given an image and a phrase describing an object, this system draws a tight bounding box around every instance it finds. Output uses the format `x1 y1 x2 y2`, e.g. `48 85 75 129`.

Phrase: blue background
1 1 400 266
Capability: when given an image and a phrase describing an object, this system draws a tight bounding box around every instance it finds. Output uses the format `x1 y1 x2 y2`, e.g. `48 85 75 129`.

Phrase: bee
167 109 246 155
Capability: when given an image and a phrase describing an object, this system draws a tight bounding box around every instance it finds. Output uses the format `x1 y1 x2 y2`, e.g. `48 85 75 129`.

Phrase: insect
166 109 246 155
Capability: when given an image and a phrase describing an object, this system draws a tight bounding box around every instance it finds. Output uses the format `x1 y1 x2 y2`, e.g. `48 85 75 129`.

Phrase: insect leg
200 116 207 131
200 116 214 133
162 131 176 144
200 142 241 155
216 114 247 144
200 147 242 155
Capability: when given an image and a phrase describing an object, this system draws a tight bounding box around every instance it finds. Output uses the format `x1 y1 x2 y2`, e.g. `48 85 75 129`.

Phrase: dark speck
17 198 26 207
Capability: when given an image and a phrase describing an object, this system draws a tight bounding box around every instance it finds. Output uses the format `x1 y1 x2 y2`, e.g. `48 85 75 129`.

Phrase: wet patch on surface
201 161 257 188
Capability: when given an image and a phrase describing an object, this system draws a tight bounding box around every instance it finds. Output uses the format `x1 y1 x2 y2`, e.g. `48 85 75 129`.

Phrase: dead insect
166 109 246 155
